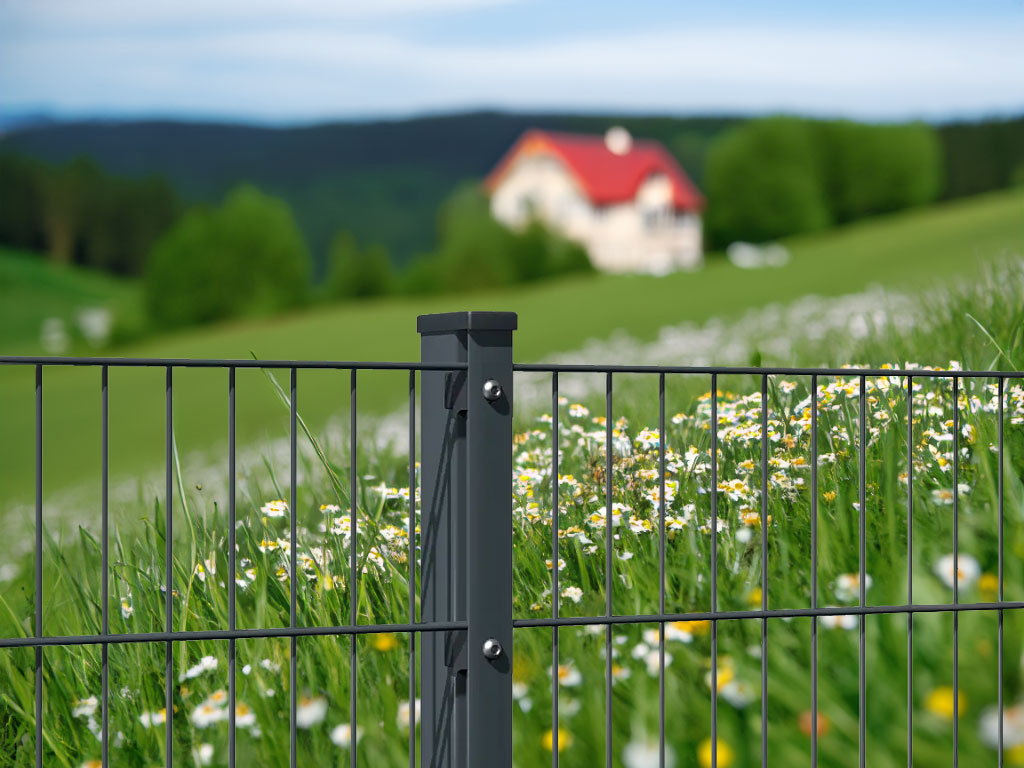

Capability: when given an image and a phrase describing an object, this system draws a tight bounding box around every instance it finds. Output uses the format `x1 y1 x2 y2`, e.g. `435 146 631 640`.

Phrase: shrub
399 182 593 293
144 185 310 328
323 232 393 300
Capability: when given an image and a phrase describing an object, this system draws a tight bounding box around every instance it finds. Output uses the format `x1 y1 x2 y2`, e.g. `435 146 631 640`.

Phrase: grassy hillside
0 189 1020 505
0 247 144 354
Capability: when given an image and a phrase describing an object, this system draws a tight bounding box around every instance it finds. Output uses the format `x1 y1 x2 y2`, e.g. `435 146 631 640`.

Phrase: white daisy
296 695 328 729
934 553 981 590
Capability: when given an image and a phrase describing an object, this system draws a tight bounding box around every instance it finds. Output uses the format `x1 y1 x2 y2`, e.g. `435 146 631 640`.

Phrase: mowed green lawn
0 190 1021 505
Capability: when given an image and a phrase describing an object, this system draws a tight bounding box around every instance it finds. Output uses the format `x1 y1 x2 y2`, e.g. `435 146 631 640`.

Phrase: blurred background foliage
0 111 1022 339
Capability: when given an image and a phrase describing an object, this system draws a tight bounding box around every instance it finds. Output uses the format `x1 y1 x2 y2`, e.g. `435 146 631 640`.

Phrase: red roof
484 129 704 211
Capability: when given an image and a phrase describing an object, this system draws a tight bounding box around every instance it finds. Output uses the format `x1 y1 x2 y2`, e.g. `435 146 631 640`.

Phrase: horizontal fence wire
0 356 465 370
509 602 1024 627
514 362 1024 378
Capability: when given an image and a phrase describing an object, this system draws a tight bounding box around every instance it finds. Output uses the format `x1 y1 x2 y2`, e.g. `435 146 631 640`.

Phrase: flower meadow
2 364 1024 768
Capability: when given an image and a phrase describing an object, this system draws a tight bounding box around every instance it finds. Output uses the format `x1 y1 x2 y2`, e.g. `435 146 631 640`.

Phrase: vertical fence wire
552 373 560 767
228 368 237 768
350 369 359 768
289 368 297 768
907 375 914 768
658 373 666 768
810 374 818 767
101 366 109 768
710 374 719 768
760 374 768 768
858 376 866 768
952 376 960 765
35 365 42 768
165 366 173 768
409 370 417 768
998 376 1005 767
605 372 613 768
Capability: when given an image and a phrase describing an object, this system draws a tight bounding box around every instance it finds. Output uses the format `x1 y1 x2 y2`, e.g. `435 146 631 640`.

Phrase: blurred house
484 127 704 274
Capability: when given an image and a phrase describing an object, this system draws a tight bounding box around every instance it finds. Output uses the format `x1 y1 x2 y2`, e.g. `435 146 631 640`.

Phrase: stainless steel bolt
482 638 503 659
482 380 503 401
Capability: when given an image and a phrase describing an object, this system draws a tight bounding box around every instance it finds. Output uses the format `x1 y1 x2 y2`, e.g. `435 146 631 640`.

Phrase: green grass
0 189 1021 505
0 248 145 355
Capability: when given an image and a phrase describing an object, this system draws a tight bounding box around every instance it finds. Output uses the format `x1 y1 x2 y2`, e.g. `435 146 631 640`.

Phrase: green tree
705 117 831 247
324 232 393 299
144 185 310 328
816 120 941 222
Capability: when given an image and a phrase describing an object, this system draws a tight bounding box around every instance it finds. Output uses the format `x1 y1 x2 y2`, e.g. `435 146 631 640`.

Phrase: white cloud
1 0 519 30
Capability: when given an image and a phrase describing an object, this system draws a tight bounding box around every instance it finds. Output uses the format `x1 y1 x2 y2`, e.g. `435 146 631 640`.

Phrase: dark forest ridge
2 110 1021 269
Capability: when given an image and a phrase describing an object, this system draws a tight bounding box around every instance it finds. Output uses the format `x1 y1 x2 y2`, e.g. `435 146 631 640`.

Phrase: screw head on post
482 379 503 402
482 637 503 659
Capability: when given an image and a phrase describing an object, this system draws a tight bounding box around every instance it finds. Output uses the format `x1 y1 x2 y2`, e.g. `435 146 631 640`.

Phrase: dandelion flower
925 686 966 720
296 695 327 729
698 737 734 768
80 761 103 768
934 553 981 590
978 572 999 601
373 633 399 652
542 727 572 752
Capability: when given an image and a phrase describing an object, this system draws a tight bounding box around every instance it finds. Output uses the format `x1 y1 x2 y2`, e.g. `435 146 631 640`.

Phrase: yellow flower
698 737 734 768
81 761 103 768
542 727 572 752
823 491 837 503
978 572 999 601
673 619 711 636
747 587 762 607
373 633 399 652
1008 743 1024 765
924 686 966 720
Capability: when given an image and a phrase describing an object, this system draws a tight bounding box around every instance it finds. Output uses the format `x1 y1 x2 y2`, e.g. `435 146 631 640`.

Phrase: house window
643 205 668 229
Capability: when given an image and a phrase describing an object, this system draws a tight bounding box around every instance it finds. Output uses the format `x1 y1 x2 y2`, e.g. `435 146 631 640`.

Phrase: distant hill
0 112 740 271
2 111 1021 273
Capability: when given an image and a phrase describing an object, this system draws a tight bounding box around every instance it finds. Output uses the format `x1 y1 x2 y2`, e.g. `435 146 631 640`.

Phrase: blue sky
1 0 1022 123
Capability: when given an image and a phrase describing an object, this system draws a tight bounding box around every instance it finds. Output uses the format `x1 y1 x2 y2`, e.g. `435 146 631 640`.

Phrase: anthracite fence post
419 311 516 768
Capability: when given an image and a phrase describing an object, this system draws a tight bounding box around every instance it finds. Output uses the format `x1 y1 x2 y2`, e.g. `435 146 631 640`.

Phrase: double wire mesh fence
0 311 1022 767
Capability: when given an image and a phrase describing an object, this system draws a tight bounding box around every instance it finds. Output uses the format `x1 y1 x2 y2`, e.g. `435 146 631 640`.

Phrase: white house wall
490 153 703 275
